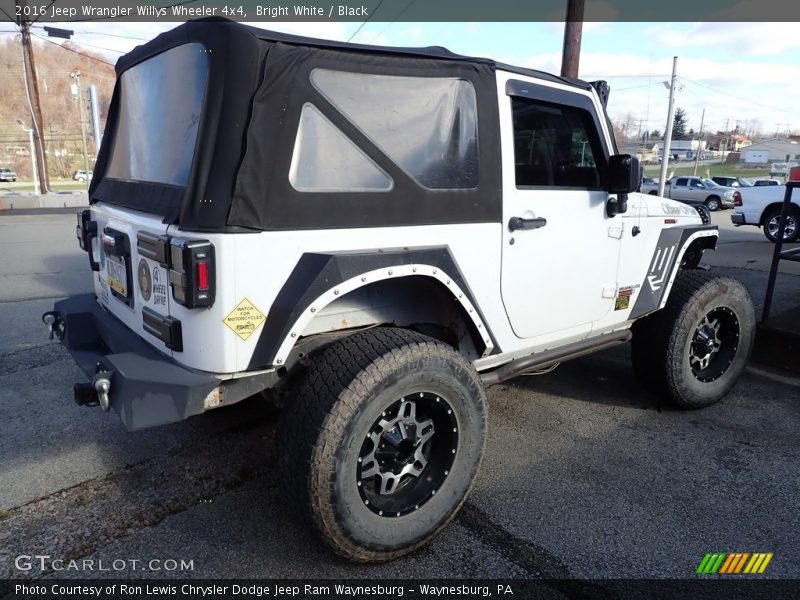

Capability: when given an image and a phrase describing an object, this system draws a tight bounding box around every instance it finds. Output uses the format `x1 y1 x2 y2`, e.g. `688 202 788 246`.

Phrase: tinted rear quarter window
106 43 208 187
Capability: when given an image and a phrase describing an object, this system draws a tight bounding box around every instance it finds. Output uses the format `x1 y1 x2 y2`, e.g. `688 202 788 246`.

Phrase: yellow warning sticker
223 298 266 341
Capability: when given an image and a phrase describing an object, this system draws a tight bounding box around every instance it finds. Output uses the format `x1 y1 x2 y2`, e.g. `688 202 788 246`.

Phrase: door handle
508 216 547 232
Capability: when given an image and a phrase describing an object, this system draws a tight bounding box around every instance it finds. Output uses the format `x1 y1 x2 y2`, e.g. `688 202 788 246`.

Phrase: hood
623 193 703 221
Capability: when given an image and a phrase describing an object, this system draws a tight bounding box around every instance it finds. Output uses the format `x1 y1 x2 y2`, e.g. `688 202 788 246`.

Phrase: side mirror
606 154 639 217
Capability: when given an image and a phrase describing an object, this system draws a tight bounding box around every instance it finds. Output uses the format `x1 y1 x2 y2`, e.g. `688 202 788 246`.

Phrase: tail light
168 238 215 308
733 191 742 207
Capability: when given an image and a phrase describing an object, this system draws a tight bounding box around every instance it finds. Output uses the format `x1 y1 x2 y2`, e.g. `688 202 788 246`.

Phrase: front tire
280 327 486 562
763 206 800 243
631 271 755 409
705 196 721 211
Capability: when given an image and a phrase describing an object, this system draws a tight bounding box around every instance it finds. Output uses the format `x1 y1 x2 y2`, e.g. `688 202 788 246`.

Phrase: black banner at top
2 0 800 23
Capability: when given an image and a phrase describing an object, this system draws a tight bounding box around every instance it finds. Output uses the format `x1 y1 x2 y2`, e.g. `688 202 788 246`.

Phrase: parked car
711 176 752 188
750 178 781 187
0 167 17 182
731 184 799 242
638 177 710 223
73 170 93 182
638 176 657 191
643 176 735 211
653 154 678 164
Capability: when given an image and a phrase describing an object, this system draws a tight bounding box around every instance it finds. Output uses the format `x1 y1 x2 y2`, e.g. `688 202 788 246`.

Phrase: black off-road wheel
279 327 487 562
631 270 755 409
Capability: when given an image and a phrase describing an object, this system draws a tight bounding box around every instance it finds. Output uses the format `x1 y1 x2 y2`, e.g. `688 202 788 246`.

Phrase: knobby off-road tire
279 327 487 562
631 270 755 409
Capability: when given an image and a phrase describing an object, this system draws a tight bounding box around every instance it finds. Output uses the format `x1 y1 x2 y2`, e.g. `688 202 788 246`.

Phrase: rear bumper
48 294 219 430
730 213 746 225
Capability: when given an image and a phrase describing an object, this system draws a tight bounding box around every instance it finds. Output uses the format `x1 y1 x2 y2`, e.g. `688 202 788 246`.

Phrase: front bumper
730 213 746 225
47 294 219 430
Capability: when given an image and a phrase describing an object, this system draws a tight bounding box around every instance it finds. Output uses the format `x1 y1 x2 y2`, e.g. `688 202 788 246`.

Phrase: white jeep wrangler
46 19 755 562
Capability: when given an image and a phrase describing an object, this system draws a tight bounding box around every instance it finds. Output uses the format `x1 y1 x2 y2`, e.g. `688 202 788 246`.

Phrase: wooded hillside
0 35 116 178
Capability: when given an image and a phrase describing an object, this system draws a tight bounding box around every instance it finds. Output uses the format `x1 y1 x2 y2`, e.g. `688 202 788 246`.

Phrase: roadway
0 211 797 583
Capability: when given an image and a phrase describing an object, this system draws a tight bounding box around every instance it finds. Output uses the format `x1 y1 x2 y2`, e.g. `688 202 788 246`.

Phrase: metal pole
693 108 705 177
658 57 679 197
560 0 584 78
72 72 90 192
28 127 39 196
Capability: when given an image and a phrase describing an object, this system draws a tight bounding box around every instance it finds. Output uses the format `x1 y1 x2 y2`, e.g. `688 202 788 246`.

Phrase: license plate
107 255 128 297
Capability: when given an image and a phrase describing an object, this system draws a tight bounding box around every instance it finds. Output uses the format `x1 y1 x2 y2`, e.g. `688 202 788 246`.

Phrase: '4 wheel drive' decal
647 244 677 292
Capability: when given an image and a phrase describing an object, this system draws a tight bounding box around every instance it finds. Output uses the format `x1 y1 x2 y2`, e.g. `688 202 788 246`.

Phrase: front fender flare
629 226 718 319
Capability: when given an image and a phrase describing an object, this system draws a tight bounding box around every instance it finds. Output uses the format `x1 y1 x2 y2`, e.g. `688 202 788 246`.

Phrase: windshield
702 178 723 188
738 179 753 186
105 43 208 187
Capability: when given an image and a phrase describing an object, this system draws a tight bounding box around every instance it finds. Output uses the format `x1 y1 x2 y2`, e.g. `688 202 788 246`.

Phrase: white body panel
732 184 796 226
495 70 621 342
90 204 173 358
88 68 709 379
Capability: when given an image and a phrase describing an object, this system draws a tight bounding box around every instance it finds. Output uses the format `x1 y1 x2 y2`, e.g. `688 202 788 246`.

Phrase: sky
16 20 800 139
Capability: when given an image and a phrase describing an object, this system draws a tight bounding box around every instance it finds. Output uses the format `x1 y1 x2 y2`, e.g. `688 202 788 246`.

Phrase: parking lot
0 210 798 582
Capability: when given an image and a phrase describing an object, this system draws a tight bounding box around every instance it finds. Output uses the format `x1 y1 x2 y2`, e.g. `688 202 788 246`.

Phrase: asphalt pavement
0 211 797 583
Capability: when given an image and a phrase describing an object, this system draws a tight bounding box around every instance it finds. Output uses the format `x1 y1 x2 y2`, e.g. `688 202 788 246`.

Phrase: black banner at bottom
2 579 799 600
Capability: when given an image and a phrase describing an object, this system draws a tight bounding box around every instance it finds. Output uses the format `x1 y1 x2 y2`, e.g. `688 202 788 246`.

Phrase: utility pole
658 57 679 197
17 0 50 194
71 72 90 192
560 0 584 78
721 117 730 164
693 108 705 177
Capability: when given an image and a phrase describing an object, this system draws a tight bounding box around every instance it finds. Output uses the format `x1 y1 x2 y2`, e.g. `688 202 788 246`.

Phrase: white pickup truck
731 184 799 242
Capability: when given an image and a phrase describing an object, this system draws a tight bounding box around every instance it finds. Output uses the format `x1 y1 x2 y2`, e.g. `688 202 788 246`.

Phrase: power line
679 75 800 119
366 0 418 44
613 83 654 92
31 0 56 25
31 32 115 66
30 25 151 42
0 6 15 23
347 0 387 43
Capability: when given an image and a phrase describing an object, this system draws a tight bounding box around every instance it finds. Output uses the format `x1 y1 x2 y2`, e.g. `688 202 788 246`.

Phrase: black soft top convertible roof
116 18 593 91
92 18 599 232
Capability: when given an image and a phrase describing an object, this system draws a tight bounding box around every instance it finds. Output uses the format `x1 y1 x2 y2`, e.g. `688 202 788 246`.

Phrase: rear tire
279 327 486 562
631 271 755 409
762 206 800 243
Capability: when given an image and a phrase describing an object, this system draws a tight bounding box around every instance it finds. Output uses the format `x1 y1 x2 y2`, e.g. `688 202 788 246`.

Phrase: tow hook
73 372 113 411
41 311 64 340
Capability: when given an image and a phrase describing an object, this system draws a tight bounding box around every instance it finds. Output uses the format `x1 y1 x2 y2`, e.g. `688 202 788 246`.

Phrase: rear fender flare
271 264 494 366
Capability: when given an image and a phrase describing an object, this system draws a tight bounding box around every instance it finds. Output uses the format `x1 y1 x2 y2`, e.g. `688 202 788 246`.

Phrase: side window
511 96 604 189
289 103 393 192
310 69 479 190
675 178 688 187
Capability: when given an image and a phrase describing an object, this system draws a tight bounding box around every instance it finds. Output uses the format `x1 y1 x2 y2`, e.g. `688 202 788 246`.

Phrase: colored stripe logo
697 552 773 575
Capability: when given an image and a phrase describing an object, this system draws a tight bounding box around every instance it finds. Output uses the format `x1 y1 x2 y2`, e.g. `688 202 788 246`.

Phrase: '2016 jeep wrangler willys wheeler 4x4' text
45 19 755 562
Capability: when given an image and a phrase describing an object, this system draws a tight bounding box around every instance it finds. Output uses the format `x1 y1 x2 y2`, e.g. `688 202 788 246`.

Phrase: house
705 132 751 152
654 139 707 159
740 138 800 164
619 143 659 164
